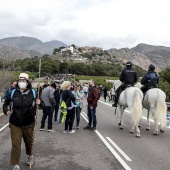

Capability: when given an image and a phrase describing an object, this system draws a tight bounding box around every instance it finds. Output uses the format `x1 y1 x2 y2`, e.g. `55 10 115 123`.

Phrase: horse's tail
155 91 167 125
132 90 142 126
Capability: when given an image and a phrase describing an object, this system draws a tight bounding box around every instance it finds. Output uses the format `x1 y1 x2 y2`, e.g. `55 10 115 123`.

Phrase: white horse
135 82 167 135
114 80 143 137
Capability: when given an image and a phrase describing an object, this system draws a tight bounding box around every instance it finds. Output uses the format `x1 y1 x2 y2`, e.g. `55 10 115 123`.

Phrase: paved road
0 101 123 170
0 98 170 170
95 100 170 170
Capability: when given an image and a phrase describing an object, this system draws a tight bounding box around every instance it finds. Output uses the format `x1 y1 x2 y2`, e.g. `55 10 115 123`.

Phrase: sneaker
83 125 91 130
40 128 46 131
63 130 68 134
26 155 33 166
13 165 20 170
68 129 75 134
76 125 79 129
47 129 55 132
90 127 96 131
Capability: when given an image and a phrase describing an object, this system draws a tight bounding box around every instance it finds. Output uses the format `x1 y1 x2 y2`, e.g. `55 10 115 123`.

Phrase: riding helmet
148 64 155 71
126 61 132 67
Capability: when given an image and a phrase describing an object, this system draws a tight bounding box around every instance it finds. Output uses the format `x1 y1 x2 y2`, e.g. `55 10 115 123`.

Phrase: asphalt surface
0 100 123 170
0 98 170 170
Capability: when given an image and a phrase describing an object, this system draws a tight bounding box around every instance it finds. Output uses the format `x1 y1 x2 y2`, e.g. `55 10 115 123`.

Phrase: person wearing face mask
3 73 44 170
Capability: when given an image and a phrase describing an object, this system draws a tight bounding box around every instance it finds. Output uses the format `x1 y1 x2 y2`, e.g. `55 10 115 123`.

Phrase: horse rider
141 64 159 94
112 61 138 107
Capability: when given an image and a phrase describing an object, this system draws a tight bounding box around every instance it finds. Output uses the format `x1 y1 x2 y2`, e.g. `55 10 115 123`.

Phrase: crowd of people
2 61 159 170
2 73 99 170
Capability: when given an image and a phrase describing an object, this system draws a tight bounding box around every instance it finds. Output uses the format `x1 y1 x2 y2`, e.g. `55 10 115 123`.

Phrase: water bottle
166 114 170 127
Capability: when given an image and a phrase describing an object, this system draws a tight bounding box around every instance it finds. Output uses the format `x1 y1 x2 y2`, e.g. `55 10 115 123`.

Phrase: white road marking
0 122 9 132
81 111 88 118
99 100 112 106
81 112 88 122
141 116 154 122
96 131 131 170
106 137 132 161
81 111 132 170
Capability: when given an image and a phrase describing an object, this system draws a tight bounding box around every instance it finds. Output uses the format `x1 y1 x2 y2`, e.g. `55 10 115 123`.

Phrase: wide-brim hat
19 73 29 80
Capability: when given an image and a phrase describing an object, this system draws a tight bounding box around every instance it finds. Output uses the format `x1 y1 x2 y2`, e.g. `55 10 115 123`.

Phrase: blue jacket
141 71 159 87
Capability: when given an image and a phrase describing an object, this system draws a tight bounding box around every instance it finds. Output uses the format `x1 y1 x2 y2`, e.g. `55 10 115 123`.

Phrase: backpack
59 92 69 123
10 89 36 100
4 87 12 101
59 100 68 123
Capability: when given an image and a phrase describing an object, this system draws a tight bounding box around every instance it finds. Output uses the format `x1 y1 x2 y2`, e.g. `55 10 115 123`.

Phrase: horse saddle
118 84 134 97
121 84 133 92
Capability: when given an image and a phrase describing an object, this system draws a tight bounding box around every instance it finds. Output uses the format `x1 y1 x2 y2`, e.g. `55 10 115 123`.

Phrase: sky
0 0 170 50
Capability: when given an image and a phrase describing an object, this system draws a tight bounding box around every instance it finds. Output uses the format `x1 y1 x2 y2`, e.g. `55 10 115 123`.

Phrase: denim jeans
87 105 97 128
41 106 53 130
54 102 59 122
84 91 87 97
75 107 81 126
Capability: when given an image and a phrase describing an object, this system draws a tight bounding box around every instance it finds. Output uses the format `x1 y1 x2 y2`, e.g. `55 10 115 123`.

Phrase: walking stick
30 59 41 170
29 84 40 170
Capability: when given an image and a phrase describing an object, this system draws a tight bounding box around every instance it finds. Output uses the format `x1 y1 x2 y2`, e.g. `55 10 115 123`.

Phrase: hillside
131 43 170 70
51 44 170 71
0 44 31 60
0 36 170 71
0 36 67 55
44 40 68 48
106 48 152 71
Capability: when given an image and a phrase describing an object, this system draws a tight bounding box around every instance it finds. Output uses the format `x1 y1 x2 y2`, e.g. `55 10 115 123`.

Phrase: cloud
0 0 170 49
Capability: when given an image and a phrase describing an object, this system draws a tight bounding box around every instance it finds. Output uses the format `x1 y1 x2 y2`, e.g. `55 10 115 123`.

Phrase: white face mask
18 82 27 89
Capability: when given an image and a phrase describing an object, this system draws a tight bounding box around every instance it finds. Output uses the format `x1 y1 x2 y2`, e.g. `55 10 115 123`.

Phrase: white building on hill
61 45 74 54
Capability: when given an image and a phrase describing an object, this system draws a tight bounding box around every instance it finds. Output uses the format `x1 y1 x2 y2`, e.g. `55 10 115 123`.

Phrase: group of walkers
3 73 99 170
2 61 159 170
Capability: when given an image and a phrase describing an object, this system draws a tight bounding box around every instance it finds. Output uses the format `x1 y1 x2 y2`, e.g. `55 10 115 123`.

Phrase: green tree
59 62 70 74
53 48 60 54
159 67 170 84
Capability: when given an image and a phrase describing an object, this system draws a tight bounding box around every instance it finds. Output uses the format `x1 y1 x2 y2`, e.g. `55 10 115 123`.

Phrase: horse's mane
113 80 122 89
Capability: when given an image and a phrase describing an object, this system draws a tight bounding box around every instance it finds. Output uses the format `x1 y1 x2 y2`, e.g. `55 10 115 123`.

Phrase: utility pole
39 59 41 78
74 74 75 85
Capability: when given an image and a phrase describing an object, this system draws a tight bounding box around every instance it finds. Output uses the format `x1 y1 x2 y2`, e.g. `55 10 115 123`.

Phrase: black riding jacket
3 89 38 127
119 67 138 85
62 90 76 107
141 71 159 87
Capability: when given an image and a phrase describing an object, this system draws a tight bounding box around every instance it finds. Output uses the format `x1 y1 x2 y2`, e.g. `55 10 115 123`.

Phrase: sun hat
19 73 29 80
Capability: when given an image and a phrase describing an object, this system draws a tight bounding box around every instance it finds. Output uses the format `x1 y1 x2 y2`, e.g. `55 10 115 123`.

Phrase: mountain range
0 36 68 56
0 36 170 71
